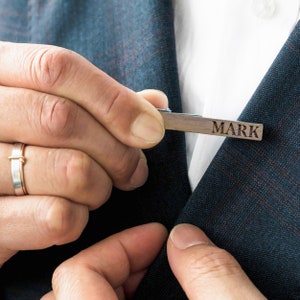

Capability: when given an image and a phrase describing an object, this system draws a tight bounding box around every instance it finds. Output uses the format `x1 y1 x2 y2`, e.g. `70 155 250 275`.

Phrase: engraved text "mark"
212 121 260 139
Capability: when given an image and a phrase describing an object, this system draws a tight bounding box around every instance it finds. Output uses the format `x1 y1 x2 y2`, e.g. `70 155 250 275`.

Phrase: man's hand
167 224 267 299
42 223 267 299
0 42 166 190
0 42 167 266
41 223 168 300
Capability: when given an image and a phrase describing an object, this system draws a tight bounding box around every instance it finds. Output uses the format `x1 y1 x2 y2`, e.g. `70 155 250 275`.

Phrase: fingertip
169 223 212 250
137 89 169 108
149 222 169 237
133 222 168 241
127 151 149 189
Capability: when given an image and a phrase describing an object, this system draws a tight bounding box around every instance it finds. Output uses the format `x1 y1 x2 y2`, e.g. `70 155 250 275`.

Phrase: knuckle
62 151 112 209
51 260 74 289
38 197 86 244
51 262 68 288
30 46 72 90
99 85 131 124
101 87 123 117
52 149 112 209
52 258 83 291
62 150 94 193
189 247 242 278
111 147 139 183
39 96 78 139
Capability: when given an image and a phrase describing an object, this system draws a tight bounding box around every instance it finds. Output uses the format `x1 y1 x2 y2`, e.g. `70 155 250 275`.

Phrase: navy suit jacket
0 1 299 299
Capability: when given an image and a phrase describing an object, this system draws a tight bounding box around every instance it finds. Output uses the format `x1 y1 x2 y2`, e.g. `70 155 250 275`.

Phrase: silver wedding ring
8 143 28 196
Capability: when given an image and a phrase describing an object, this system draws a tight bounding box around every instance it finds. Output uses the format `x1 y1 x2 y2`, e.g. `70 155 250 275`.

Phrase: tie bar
158 109 263 141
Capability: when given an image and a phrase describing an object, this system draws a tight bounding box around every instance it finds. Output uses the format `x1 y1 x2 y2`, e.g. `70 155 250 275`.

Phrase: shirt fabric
173 0 300 190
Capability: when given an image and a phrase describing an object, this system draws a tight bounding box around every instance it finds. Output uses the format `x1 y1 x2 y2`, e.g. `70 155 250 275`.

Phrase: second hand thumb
167 223 266 300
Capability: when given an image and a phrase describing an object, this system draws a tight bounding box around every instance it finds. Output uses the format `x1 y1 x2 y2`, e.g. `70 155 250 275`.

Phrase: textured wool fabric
0 1 299 299
136 20 300 300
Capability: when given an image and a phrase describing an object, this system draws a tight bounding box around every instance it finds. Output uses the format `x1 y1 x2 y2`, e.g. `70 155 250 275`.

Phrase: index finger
0 42 165 148
44 223 167 300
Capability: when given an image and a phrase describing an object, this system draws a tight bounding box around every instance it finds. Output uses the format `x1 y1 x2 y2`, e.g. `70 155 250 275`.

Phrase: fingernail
131 113 164 144
129 153 149 188
170 224 211 250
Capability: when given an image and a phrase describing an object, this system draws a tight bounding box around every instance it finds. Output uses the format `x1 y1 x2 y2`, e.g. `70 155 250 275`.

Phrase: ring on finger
8 143 28 196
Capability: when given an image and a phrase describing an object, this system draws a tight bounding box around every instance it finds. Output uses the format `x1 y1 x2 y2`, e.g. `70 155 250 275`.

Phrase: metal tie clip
158 109 263 141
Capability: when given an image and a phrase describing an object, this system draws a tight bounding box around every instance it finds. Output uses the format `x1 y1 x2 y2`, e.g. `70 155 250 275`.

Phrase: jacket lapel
136 21 300 300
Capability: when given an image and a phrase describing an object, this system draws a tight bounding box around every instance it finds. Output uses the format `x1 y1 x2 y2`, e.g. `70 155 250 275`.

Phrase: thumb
167 224 266 300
